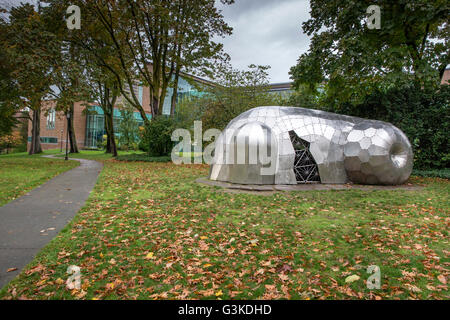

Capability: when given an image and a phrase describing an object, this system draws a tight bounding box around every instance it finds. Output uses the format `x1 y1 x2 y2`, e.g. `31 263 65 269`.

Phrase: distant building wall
267 82 293 98
441 68 450 85
27 101 87 151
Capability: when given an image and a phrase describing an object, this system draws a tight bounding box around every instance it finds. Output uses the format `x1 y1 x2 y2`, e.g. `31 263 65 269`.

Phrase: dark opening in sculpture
289 131 320 183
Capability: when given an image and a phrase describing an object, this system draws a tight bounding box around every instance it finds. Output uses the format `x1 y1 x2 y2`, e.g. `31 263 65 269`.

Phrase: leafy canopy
290 0 449 108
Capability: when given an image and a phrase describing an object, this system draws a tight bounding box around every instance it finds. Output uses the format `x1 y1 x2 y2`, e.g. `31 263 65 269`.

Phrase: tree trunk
28 105 42 155
68 104 79 153
105 115 111 152
170 70 180 116
152 95 160 116
104 110 117 157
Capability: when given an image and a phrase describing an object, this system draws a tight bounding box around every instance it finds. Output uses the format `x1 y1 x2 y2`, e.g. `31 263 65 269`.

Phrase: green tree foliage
290 0 449 109
176 64 290 133
0 14 20 136
289 1 449 170
338 84 449 169
62 0 232 122
43 0 120 154
287 84 324 110
118 102 139 151
3 4 59 154
140 116 176 156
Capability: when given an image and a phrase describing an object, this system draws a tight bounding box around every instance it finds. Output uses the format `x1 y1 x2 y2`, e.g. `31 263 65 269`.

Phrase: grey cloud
216 0 311 83
217 0 300 19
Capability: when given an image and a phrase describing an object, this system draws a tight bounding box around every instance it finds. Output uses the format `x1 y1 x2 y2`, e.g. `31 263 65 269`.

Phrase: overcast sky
216 0 311 83
2 0 312 83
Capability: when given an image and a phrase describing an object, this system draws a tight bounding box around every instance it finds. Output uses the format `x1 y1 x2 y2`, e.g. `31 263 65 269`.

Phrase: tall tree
169 0 232 116
42 2 91 154
44 0 124 155
290 0 450 108
4 4 58 154
68 0 232 122
47 45 89 153
0 14 20 136
86 65 120 157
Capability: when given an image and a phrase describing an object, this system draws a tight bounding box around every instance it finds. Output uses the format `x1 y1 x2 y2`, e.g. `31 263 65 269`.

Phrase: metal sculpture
209 106 413 185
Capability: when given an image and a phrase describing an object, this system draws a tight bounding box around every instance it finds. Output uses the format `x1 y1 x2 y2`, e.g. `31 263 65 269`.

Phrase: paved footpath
0 156 102 289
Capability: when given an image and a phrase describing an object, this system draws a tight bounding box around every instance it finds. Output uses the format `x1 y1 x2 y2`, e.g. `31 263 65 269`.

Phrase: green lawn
0 153 79 207
0 152 448 300
53 149 145 161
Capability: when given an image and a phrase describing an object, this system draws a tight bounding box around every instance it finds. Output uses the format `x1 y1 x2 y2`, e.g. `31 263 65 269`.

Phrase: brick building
27 75 206 151
441 66 450 85
28 74 295 152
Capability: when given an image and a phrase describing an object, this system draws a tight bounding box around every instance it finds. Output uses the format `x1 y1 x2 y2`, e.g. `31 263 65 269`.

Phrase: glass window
46 109 56 130
27 137 58 144
85 105 151 149
84 113 105 149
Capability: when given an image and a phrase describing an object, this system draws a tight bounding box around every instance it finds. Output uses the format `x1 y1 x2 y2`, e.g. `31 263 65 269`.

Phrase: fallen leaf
199 288 214 296
36 279 46 286
82 280 90 290
437 275 447 284
6 268 17 273
106 282 115 290
278 274 289 281
345 275 360 283
405 284 422 293
75 290 87 299
265 284 276 291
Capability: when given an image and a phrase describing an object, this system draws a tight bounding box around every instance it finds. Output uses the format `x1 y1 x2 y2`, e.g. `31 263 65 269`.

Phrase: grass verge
0 154 78 207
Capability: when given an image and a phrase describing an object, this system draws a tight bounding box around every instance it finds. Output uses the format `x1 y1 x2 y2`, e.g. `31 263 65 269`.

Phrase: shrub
140 116 176 156
0 132 22 154
138 139 149 153
118 104 139 151
412 169 450 179
115 153 171 162
15 142 27 153
326 84 450 170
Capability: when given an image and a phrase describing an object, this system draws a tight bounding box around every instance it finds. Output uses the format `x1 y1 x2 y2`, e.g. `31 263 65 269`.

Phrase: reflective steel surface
209 106 413 185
